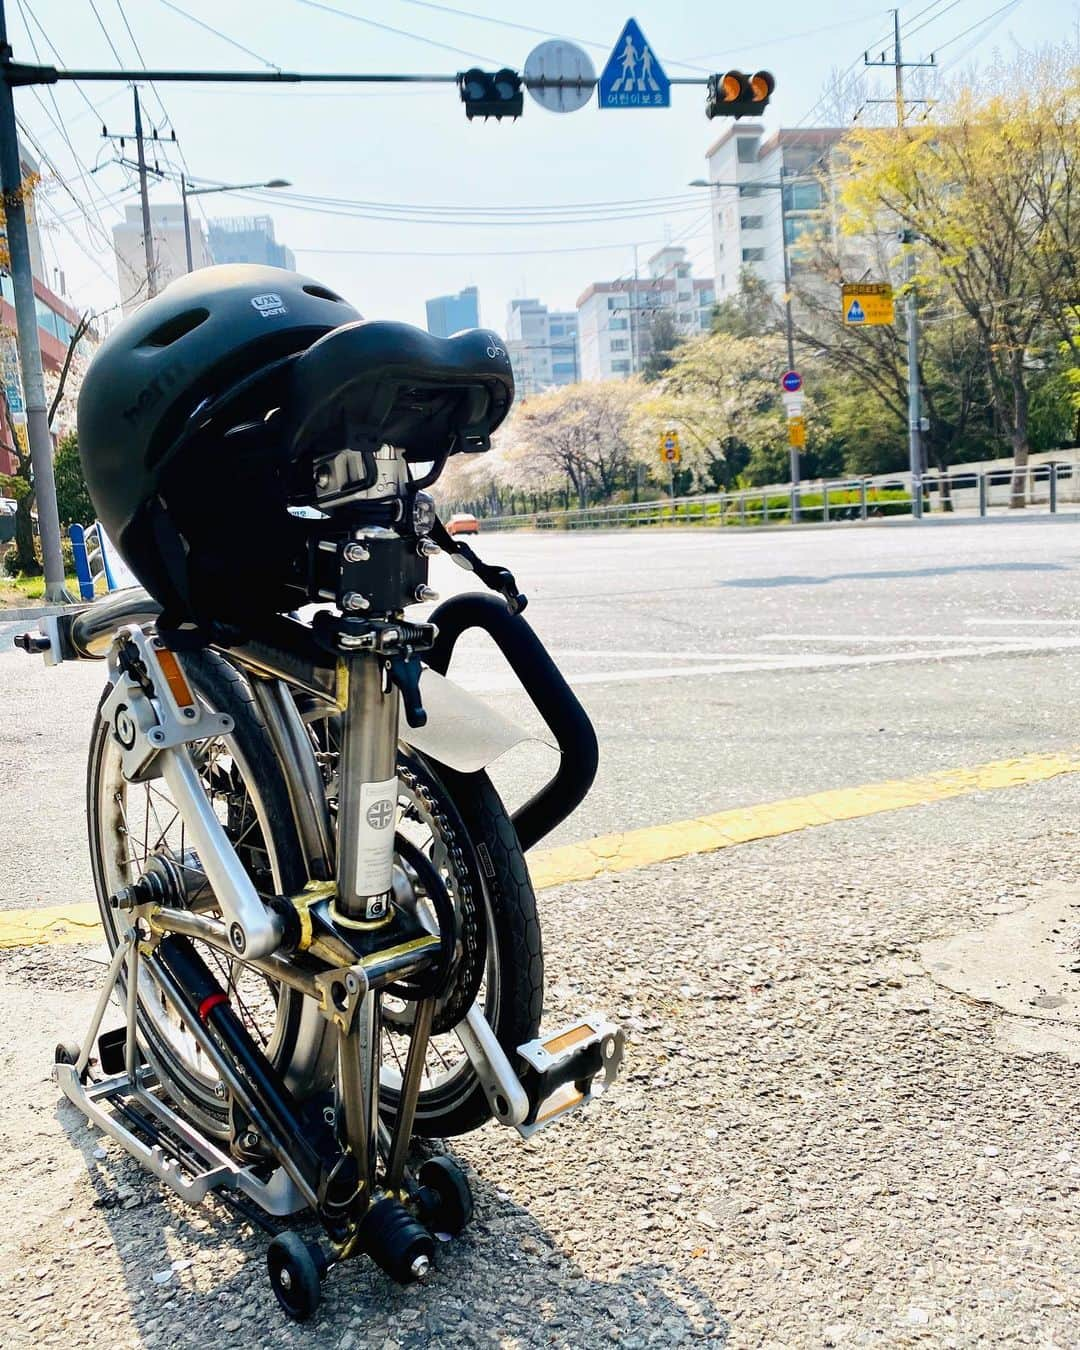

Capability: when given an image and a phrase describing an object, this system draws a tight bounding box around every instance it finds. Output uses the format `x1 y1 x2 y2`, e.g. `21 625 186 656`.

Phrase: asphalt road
4 517 1080 911
5 518 1080 1348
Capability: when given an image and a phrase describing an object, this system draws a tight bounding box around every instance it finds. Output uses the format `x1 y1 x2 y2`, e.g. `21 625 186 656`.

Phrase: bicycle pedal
515 1017 624 1139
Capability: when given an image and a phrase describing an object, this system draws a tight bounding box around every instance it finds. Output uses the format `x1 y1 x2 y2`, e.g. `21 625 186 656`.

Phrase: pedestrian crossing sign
598 18 670 109
841 282 894 326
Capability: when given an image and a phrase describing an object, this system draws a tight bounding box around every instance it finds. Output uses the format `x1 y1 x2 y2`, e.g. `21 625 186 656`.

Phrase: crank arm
454 1005 530 1127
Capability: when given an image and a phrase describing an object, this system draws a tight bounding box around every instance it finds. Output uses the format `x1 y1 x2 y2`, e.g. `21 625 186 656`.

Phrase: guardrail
479 461 1080 532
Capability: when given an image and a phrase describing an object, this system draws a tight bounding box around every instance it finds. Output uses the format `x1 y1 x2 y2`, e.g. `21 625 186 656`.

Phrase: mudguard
400 669 549 773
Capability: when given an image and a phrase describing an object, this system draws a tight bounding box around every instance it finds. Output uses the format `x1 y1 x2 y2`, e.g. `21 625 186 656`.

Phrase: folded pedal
515 1017 624 1139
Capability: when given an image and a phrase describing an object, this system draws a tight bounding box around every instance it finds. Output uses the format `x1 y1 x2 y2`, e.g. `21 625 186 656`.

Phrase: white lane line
462 639 1080 693
966 618 1080 626
756 633 1031 644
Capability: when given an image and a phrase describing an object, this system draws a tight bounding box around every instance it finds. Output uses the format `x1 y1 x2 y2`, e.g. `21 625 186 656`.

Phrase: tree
633 331 789 490
640 308 681 382
53 430 93 526
502 381 642 509
0 317 91 573
840 53 1080 504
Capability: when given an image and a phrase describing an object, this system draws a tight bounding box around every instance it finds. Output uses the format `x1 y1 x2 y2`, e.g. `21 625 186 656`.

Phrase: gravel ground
3 777 1080 1348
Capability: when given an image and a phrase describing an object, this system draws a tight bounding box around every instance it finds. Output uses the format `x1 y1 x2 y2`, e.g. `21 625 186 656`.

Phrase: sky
9 0 1076 335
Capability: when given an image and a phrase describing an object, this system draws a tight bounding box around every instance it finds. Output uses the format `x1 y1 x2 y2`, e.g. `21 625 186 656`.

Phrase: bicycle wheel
381 756 544 1137
87 650 332 1139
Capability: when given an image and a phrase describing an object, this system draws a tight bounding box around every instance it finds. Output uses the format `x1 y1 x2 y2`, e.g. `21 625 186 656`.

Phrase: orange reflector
156 648 195 708
720 72 742 102
542 1023 594 1057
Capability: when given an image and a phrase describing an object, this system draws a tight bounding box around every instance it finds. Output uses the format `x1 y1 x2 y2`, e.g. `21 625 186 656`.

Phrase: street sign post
841 282 895 326
598 19 670 109
524 41 596 113
660 428 680 503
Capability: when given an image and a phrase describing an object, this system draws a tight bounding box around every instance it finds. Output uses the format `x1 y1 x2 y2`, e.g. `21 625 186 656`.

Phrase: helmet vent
303 284 344 303
141 307 210 348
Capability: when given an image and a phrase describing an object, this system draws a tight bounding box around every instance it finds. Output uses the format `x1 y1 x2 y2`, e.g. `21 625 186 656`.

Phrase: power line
290 237 682 258
934 0 1023 53
395 0 711 73
155 0 282 71
292 0 499 64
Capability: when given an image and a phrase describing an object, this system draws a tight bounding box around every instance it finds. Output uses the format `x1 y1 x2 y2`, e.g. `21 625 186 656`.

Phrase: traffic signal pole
865 8 934 519
0 0 69 601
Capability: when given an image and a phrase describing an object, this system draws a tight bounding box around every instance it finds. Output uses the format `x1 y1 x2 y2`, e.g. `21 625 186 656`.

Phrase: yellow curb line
4 749 1080 951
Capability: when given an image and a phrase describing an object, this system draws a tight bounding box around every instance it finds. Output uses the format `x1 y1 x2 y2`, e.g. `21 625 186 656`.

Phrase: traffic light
706 70 775 119
458 68 523 120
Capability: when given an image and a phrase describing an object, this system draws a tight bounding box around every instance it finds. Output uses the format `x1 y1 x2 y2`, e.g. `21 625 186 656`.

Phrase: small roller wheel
267 1232 325 1321
417 1155 474 1236
54 1040 87 1084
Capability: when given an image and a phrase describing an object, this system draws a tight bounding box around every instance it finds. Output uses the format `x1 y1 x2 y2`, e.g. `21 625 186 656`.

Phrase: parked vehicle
447 511 480 536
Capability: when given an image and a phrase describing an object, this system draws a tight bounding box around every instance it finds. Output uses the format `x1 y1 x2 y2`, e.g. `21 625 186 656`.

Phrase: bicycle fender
400 669 549 773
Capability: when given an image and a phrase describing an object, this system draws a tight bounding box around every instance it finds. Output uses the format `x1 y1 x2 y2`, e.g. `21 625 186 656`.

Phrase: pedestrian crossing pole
0 0 69 600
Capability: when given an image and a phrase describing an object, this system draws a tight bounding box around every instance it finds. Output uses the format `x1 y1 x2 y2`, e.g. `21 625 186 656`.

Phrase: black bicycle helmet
77 264 360 630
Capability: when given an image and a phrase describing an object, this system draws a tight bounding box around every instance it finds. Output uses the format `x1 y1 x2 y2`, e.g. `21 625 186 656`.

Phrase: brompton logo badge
250 293 288 318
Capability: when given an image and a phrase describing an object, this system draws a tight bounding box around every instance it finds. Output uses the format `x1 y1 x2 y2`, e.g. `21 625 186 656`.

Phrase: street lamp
690 175 801 509
181 176 292 272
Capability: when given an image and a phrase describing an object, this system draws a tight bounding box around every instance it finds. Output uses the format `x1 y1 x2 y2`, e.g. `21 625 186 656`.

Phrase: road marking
4 748 1080 950
529 749 1080 888
967 619 1080 627
464 639 1080 692
757 634 1031 644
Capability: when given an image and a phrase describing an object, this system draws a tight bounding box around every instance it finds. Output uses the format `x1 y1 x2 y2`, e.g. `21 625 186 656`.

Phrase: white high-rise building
576 246 714 383
112 202 213 314
703 125 845 303
505 298 579 397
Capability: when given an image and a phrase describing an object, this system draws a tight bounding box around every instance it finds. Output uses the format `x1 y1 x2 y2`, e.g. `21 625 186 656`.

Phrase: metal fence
480 460 1080 532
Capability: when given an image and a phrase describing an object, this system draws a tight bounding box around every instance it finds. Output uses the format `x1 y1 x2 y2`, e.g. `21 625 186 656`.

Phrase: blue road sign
598 18 670 110
781 370 803 393
846 298 866 324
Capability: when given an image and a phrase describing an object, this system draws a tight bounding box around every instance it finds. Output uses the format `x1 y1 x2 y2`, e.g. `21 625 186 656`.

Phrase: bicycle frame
17 446 623 1302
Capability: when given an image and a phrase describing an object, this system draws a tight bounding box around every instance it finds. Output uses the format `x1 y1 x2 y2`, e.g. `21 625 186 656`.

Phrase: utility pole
0 0 68 600
865 8 935 519
132 86 156 298
777 188 800 521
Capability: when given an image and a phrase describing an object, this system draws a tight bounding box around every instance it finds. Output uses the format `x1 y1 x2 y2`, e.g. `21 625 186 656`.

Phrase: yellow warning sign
659 430 681 464
841 282 895 326
787 416 806 449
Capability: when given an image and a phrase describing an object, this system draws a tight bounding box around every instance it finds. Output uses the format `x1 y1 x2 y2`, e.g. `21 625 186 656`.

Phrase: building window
609 316 628 330
607 296 625 309
610 338 629 352
783 180 823 212
784 216 818 246
737 137 758 163
742 247 765 262
739 184 762 198
740 215 764 230
611 360 631 373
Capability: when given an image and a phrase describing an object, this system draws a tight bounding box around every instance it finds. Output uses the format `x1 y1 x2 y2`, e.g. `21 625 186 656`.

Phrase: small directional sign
781 370 802 393
787 417 806 449
841 282 894 326
598 19 670 109
660 429 681 463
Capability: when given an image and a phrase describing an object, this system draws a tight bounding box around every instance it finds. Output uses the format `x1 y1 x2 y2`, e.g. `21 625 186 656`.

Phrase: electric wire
292 0 499 64
155 0 282 71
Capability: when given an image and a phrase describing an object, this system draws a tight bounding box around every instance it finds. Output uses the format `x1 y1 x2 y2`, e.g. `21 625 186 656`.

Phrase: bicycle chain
396 760 486 1036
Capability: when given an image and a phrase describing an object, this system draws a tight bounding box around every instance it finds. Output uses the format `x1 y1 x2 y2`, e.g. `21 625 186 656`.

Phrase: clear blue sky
10 0 1074 333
